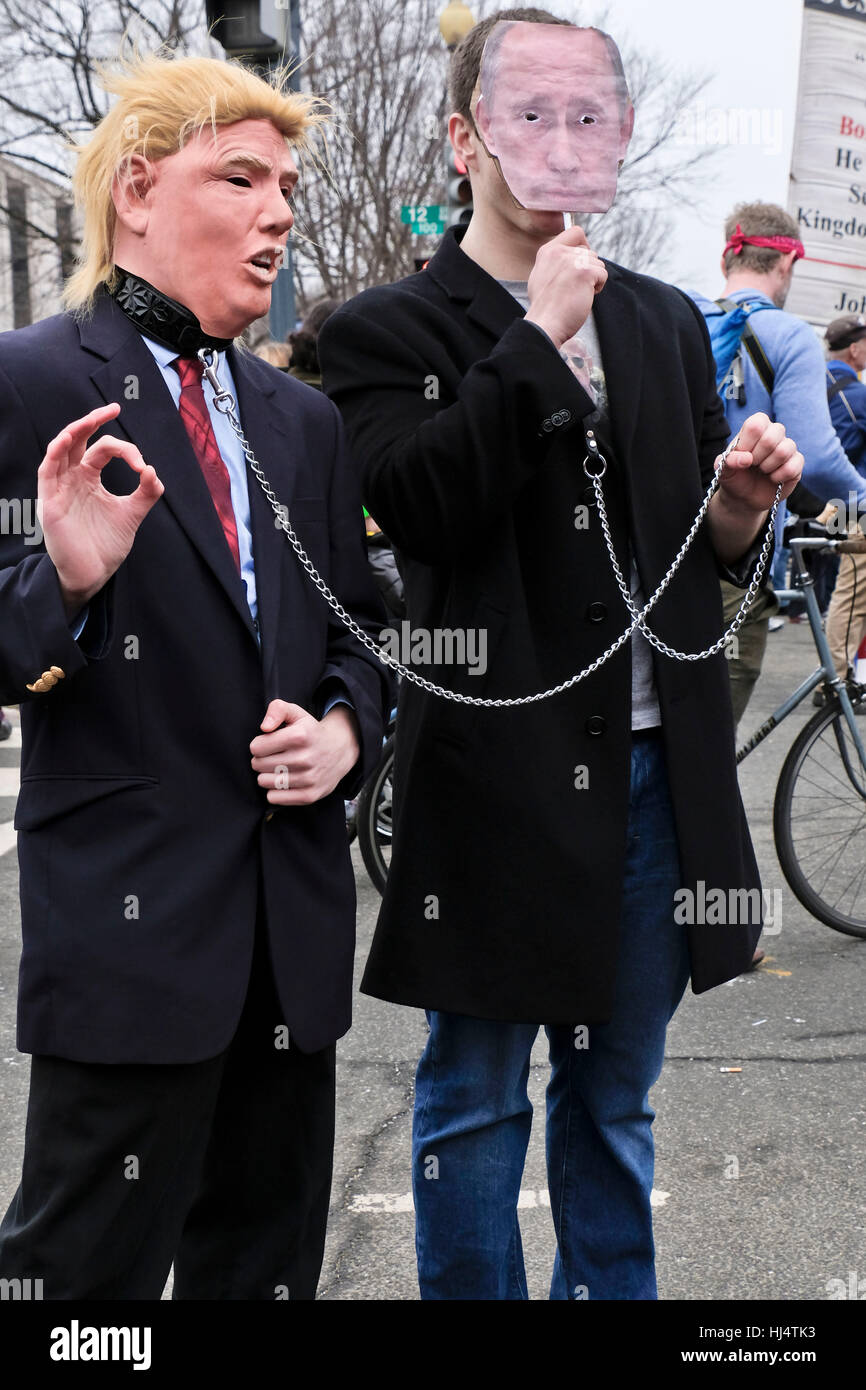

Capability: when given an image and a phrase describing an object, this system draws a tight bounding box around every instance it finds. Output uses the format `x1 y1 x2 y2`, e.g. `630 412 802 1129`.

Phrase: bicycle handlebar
789 535 866 554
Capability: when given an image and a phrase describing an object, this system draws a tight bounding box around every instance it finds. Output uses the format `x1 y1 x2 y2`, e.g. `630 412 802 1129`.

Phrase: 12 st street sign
401 204 447 235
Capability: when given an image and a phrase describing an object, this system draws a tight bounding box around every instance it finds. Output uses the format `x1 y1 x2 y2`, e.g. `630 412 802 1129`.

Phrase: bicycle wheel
357 735 395 896
773 696 866 938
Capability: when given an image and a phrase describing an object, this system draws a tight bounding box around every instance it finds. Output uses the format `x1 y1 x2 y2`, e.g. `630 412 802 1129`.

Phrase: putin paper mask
474 22 633 215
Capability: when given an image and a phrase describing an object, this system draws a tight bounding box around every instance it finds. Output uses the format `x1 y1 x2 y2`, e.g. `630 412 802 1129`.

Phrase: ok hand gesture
38 404 164 617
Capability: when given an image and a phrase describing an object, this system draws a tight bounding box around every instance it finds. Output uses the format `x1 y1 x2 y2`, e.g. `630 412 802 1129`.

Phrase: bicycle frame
736 538 866 787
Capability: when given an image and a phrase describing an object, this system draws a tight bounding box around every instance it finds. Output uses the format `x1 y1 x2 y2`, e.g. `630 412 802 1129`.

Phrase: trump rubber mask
473 22 633 216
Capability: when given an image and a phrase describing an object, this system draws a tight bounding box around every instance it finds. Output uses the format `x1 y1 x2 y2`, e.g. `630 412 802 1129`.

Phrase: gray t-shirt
499 280 661 730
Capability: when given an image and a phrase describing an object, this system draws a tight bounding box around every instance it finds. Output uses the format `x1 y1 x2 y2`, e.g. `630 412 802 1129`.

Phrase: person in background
286 296 406 617
285 292 404 836
0 709 11 740
364 509 405 621
289 297 341 389
254 339 291 371
781 481 839 623
823 315 866 692
690 203 866 730
825 314 866 472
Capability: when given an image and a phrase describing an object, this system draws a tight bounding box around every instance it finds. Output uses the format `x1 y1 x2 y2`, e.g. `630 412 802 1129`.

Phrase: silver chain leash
584 428 783 661
199 350 781 707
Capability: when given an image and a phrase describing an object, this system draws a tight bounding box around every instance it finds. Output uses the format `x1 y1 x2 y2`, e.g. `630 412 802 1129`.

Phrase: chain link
590 454 782 662
198 350 781 706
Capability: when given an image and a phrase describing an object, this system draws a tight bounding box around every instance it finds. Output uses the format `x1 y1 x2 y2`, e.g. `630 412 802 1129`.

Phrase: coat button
587 602 607 623
541 418 554 433
586 715 607 736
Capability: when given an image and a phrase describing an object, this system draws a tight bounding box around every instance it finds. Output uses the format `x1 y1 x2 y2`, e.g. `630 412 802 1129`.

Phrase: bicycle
356 710 395 895
357 531 866 937
739 528 866 939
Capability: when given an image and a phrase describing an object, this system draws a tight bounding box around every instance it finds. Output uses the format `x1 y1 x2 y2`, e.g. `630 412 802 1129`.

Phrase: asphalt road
1 617 864 1302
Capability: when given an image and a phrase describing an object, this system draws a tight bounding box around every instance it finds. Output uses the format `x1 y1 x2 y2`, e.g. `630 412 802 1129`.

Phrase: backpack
701 297 778 407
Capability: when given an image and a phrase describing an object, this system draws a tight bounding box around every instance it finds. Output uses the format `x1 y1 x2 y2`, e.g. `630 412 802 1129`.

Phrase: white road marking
349 1187 671 1213
350 1192 414 1214
0 768 20 797
0 723 21 856
0 727 21 856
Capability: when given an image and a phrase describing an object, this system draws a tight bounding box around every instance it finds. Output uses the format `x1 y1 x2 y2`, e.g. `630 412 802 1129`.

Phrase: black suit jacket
319 227 763 1025
0 291 390 1061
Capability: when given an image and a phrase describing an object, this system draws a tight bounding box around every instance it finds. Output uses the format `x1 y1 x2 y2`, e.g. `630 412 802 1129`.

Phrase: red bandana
723 224 805 260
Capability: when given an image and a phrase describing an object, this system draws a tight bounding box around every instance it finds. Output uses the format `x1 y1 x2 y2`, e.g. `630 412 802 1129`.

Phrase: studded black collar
108 267 233 357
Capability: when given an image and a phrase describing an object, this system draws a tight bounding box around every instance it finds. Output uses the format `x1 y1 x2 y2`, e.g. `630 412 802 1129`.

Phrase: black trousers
0 923 336 1300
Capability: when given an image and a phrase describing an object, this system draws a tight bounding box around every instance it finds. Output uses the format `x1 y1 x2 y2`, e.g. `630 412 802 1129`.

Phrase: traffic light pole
268 0 300 341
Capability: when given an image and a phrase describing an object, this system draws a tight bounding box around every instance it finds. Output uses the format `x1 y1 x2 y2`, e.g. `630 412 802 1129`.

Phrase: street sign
401 205 447 236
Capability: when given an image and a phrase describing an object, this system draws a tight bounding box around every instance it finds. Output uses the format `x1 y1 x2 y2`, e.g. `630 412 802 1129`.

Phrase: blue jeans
412 734 690 1300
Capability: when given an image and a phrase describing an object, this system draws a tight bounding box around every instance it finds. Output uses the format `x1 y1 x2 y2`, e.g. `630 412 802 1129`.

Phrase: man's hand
708 412 803 567
525 225 607 350
715 412 803 515
250 701 361 806
38 404 164 619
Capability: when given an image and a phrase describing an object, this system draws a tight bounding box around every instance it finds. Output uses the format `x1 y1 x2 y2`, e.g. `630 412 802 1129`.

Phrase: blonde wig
64 50 327 311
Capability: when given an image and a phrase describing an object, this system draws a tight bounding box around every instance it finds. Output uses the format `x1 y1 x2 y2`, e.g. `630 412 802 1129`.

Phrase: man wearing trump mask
0 51 389 1300
320 8 802 1300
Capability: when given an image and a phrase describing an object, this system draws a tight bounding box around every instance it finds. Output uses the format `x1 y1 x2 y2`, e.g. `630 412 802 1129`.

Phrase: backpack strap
827 372 857 424
715 297 776 396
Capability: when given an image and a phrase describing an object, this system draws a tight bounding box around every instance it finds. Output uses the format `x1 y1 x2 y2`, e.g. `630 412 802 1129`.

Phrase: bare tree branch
0 0 720 324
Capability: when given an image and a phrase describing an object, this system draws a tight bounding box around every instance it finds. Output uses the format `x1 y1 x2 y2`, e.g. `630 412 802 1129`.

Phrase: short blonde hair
65 51 326 311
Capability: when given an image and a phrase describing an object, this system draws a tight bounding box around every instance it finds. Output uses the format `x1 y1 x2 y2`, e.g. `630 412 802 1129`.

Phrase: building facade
0 156 78 332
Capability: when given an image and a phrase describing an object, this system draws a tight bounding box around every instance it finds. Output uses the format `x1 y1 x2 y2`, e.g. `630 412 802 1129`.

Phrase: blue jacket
826 360 866 475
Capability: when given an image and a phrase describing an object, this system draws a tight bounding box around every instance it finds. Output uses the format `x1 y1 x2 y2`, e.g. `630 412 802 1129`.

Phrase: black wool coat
320 227 763 1024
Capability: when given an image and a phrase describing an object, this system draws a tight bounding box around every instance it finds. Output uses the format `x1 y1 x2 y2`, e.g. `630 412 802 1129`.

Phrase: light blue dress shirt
141 336 258 627
71 332 352 721
72 338 256 642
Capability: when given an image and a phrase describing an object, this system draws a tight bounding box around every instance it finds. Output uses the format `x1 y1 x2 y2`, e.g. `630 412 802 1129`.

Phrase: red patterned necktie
172 356 241 573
